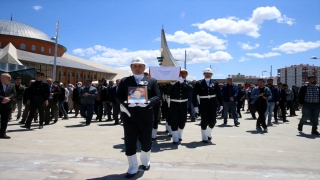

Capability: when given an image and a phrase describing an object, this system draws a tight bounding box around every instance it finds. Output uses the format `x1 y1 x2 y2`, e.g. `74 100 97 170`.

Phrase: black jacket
27 81 50 101
116 76 161 122
95 85 108 102
59 85 66 101
50 85 61 103
167 80 193 108
193 79 223 107
278 88 287 103
72 87 81 103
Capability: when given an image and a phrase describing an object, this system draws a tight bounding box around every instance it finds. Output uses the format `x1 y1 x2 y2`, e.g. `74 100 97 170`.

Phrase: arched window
20 43 26 49
41 47 44 52
49 48 51 54
31 45 36 51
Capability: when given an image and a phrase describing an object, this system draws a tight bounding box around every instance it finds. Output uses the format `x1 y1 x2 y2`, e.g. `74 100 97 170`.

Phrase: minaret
160 28 180 67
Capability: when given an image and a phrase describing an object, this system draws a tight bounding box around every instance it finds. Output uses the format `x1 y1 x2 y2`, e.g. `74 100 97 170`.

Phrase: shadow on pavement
244 118 256 120
87 171 144 180
7 128 35 132
152 142 179 152
296 132 320 139
64 124 84 128
98 123 122 127
181 141 215 148
246 130 265 134
216 124 233 128
7 123 22 126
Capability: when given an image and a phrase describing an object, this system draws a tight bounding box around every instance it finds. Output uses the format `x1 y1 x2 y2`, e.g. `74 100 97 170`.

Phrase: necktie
206 81 210 87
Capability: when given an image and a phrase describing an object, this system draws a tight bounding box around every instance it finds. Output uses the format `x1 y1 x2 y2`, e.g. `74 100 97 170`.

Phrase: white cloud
33 6 42 10
238 57 250 62
192 6 294 38
72 45 233 66
246 52 281 58
165 30 227 50
238 42 259 50
315 25 320 31
272 40 320 54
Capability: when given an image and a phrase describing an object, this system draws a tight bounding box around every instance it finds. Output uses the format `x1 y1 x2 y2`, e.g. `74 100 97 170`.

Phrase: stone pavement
0 108 319 180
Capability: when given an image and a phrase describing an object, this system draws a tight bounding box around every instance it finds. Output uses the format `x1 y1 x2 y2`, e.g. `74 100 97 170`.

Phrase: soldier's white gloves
170 82 176 85
178 77 184 83
194 107 199 113
128 103 137 107
167 98 170 107
137 103 147 107
219 106 223 112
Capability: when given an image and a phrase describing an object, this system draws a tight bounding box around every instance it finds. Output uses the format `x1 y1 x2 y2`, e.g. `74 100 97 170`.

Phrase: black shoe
0 134 11 139
234 122 240 126
125 172 137 178
18 121 25 124
223 121 227 125
85 124 90 126
208 137 212 141
239 115 242 118
191 118 196 122
114 122 119 125
20 125 31 130
202 140 208 143
298 125 303 132
283 120 290 122
179 138 182 141
62 117 69 120
252 117 257 119
95 116 98 120
53 120 58 124
311 131 320 135
151 138 156 141
168 134 172 137
39 125 43 129
172 141 179 145
256 126 262 131
264 128 268 133
44 123 50 125
141 165 150 171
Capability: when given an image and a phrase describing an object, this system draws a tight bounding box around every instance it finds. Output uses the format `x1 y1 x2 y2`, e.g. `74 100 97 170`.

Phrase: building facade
0 19 130 85
278 64 320 87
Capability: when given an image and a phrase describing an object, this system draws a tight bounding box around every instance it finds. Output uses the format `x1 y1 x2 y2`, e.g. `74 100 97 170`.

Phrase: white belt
171 99 188 102
199 95 216 99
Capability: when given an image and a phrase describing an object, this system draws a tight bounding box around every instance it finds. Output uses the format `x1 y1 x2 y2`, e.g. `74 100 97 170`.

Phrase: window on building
41 47 44 52
0 42 1 47
31 45 36 51
20 44 26 49
49 48 51 54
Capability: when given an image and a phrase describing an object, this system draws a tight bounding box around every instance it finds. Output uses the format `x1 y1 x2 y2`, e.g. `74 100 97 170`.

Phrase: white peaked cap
203 68 213 73
131 57 146 65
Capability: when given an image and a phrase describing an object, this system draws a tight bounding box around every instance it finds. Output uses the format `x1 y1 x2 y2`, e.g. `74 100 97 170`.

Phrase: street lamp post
175 50 196 70
52 21 59 82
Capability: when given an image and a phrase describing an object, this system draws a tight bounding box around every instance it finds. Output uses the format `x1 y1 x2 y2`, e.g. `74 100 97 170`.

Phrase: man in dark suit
45 80 61 124
273 82 288 122
110 79 121 124
21 72 50 129
116 58 160 178
0 73 16 139
94 79 108 121
193 68 223 143
106 80 114 121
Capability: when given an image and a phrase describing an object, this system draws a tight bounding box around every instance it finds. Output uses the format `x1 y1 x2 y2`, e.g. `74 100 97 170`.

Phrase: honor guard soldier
116 58 161 178
167 69 193 144
21 72 50 129
193 68 223 143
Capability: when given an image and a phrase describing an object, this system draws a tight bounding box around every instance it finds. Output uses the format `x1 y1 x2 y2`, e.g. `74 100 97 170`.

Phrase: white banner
149 66 181 81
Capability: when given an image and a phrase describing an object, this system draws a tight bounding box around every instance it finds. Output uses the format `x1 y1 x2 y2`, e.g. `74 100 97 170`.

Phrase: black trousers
107 103 113 120
26 97 45 127
123 120 153 156
200 103 217 130
287 100 295 116
274 101 286 121
113 102 120 123
0 107 11 134
170 104 187 131
237 100 244 116
153 103 161 129
161 101 168 120
256 102 267 129
94 100 103 119
249 101 256 118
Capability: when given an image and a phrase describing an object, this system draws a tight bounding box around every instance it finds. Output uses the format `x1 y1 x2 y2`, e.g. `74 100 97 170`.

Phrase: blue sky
2 0 320 80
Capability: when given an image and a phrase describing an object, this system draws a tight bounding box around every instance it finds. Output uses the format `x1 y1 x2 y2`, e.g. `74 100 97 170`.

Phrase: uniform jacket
116 76 161 122
167 80 193 108
298 85 320 105
0 83 16 109
192 79 223 108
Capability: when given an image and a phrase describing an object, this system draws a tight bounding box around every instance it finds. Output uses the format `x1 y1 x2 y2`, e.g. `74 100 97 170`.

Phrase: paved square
0 108 319 180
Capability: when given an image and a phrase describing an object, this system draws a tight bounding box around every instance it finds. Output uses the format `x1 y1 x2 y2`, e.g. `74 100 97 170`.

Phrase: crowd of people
0 58 319 178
